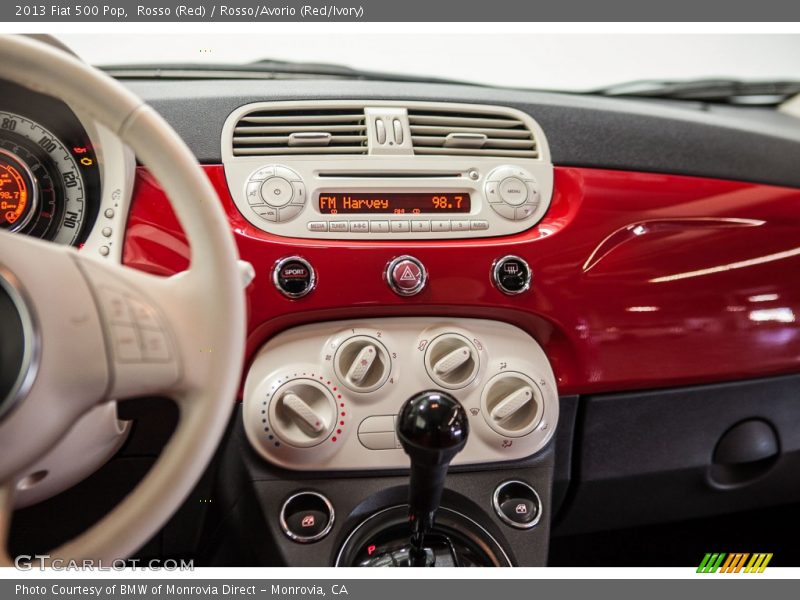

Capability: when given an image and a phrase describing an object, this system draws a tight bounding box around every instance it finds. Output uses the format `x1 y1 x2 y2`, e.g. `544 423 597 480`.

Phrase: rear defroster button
274 256 316 299
386 255 427 297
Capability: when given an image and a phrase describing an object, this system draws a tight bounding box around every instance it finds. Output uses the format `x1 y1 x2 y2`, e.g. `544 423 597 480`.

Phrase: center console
211 100 560 567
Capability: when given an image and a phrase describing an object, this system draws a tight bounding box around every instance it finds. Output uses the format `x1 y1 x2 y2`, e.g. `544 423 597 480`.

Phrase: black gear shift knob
397 390 468 565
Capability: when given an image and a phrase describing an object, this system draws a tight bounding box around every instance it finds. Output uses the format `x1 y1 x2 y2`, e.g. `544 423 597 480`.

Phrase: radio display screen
318 192 471 214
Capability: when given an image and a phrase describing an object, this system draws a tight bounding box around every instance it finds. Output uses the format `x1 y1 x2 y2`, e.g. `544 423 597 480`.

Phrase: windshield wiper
595 78 800 105
102 59 474 86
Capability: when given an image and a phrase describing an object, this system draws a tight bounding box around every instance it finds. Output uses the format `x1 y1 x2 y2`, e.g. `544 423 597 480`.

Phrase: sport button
386 255 427 297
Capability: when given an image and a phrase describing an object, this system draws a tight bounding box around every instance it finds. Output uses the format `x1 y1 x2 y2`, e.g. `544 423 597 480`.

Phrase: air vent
408 108 538 158
232 107 368 156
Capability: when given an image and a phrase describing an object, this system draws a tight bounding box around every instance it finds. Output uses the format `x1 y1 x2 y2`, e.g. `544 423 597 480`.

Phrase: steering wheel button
141 329 171 362
499 177 529 206
127 297 161 331
101 288 132 324
261 177 293 207
112 324 142 363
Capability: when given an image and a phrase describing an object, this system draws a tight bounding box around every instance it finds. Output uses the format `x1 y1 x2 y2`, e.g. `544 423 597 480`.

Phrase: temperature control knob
335 336 392 393
424 334 480 389
269 379 337 447
481 372 544 437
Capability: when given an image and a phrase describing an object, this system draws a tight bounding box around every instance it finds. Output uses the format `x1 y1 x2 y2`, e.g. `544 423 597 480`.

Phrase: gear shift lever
396 390 469 566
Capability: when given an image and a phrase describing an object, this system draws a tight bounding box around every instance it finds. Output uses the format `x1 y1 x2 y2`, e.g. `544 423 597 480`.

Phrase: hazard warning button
386 255 427 297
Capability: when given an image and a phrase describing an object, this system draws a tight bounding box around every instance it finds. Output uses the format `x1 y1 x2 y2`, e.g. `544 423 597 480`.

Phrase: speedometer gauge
0 111 98 245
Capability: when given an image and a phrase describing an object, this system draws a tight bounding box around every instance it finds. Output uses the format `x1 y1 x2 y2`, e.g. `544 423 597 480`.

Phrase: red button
387 256 426 296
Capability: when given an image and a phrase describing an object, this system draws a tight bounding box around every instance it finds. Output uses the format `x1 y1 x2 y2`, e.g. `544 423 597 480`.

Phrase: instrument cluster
0 81 101 246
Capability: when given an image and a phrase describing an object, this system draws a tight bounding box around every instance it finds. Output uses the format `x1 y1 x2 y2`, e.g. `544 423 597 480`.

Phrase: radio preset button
370 220 390 233
273 256 316 299
307 221 327 232
261 177 294 207
391 220 411 233
386 255 427 297
499 177 529 206
350 221 369 233
329 221 349 232
411 220 431 232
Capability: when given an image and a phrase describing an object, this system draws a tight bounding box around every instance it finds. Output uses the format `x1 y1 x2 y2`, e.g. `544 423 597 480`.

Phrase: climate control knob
424 333 480 389
481 372 544 437
269 379 337 447
334 336 392 393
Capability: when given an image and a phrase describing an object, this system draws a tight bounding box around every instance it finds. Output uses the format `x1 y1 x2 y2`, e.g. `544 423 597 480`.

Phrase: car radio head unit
222 101 553 240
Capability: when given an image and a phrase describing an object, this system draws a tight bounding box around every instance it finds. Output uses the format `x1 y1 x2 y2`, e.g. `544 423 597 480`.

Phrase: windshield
59 33 800 92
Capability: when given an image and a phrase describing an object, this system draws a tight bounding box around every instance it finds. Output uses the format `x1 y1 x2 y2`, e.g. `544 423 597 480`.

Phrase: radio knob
269 380 337 447
424 334 480 389
335 336 392 393
481 372 544 437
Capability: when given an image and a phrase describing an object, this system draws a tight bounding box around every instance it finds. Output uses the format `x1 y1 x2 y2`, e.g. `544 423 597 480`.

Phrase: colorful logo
697 553 773 573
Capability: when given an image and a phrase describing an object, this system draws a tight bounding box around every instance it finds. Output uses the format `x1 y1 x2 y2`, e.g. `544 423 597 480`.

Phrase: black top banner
3 0 800 21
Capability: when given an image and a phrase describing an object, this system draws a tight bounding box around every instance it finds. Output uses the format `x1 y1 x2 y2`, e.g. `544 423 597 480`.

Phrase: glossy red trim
124 165 800 396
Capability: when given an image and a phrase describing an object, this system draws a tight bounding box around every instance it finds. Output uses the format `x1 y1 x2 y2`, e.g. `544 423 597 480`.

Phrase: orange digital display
0 160 30 229
318 192 471 214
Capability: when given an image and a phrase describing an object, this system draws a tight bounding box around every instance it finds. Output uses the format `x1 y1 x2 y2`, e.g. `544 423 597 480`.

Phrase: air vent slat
408 109 538 159
408 115 523 128
234 135 368 145
413 147 539 158
233 146 369 156
231 107 367 157
240 114 365 124
411 136 536 150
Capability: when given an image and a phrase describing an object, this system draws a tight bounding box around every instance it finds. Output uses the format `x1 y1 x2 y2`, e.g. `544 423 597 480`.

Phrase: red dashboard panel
124 166 800 395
